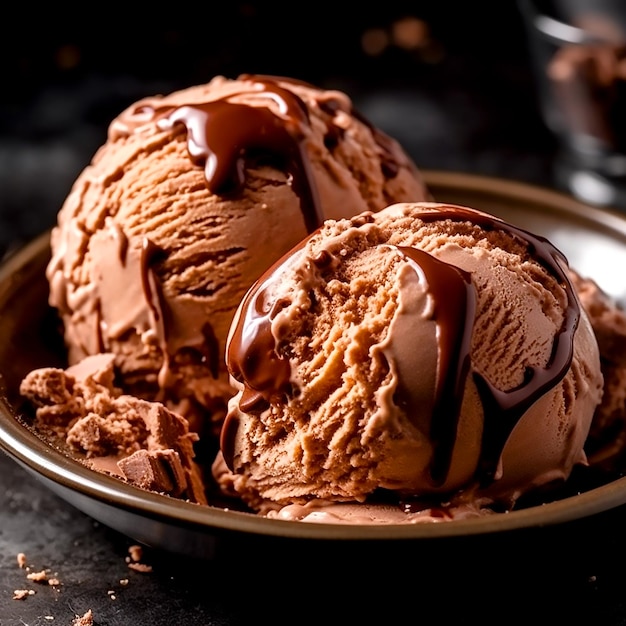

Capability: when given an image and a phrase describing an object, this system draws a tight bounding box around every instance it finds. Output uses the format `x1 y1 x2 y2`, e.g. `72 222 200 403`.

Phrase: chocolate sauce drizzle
415 207 580 485
120 75 408 234
394 246 475 485
226 249 304 412
140 238 164 327
222 206 580 489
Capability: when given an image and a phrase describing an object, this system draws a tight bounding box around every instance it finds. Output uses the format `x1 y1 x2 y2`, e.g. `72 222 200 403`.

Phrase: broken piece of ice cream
20 353 206 503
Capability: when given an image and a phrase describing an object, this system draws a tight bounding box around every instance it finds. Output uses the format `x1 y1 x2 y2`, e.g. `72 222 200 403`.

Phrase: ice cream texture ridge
216 202 605 522
43 73 429 438
16 73 626 524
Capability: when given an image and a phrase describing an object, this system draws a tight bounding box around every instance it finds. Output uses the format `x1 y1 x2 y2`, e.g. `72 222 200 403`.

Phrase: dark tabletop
3 3 626 625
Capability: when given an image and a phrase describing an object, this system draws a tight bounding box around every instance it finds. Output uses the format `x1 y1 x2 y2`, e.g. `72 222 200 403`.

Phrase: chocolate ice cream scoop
219 202 603 520
45 74 429 437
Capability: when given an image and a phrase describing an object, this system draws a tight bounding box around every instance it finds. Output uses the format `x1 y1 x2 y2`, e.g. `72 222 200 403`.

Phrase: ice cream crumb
72 610 94 626
125 544 153 572
128 544 143 562
17 552 27 568
13 589 35 600
27 569 48 582
127 562 153 573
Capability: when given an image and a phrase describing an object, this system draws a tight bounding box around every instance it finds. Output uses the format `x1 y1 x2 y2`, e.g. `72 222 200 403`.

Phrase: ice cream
218 202 604 521
15 70 620 523
19 353 207 503
45 73 430 438
570 270 626 469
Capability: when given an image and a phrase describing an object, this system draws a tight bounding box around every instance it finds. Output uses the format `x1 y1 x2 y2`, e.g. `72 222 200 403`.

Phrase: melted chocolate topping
222 206 580 488
119 74 390 233
226 249 304 412
410 206 580 484
394 246 475 485
140 238 164 326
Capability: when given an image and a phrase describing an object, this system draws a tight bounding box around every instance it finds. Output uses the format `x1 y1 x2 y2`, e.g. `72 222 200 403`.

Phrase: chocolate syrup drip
121 75 406 234
127 76 328 232
394 246 475 485
94 305 105 354
415 206 580 484
219 411 240 471
140 238 165 325
95 221 130 354
222 206 580 487
106 220 129 266
226 251 299 412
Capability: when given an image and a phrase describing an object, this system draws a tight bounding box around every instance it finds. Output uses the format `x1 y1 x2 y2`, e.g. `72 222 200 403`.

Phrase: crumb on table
72 609 94 626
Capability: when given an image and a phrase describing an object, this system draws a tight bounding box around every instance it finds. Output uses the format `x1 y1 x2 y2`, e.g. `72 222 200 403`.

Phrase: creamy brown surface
19 201 625 523
571 270 626 469
20 353 207 504
45 74 429 439
220 202 604 517
17 72 626 524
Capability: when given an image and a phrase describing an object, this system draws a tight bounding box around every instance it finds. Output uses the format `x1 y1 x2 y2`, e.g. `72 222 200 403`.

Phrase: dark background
0 1 556 256
7 3 622 625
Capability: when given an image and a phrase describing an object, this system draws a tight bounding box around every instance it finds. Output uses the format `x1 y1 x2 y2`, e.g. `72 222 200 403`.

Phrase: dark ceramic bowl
2 171 626 558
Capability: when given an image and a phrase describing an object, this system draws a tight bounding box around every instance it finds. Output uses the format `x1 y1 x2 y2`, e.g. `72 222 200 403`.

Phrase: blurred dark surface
4 3 626 625
0 1 558 256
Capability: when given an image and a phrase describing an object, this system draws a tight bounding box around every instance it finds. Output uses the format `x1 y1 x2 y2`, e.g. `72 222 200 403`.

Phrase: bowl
2 170 626 559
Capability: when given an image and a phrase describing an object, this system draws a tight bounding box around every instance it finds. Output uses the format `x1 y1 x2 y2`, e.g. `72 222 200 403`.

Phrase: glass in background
519 0 626 209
